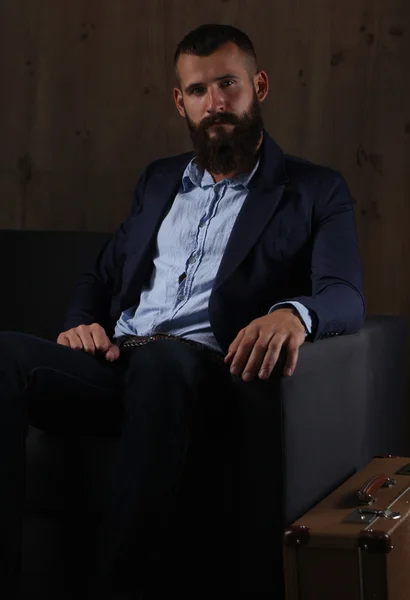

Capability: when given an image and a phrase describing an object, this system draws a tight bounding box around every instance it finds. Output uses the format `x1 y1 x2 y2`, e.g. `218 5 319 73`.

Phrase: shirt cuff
268 301 312 335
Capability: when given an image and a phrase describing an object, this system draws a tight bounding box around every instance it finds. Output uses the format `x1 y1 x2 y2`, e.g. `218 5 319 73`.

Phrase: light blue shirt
114 158 311 352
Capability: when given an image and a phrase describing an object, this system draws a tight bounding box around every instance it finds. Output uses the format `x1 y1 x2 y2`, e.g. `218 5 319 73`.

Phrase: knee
0 331 42 365
0 333 34 409
0 331 26 355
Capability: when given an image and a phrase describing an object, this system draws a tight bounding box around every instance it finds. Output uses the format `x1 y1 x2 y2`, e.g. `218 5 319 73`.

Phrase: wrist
277 306 307 335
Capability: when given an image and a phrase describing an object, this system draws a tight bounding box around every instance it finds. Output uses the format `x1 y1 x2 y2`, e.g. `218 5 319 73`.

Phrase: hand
57 323 120 362
224 308 306 382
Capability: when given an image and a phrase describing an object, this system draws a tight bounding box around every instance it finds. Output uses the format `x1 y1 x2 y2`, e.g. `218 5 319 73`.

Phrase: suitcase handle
357 474 396 505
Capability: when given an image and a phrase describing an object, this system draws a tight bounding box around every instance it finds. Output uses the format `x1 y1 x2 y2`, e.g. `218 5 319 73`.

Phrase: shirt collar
181 156 260 192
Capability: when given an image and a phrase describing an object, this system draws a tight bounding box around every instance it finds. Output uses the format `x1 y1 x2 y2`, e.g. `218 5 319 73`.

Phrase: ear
254 70 269 103
173 88 186 118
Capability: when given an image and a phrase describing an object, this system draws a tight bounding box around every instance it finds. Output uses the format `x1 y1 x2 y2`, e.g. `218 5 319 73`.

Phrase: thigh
121 339 234 443
0 331 127 434
123 338 230 402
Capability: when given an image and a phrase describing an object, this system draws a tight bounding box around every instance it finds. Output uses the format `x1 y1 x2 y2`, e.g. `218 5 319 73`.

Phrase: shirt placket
172 183 225 316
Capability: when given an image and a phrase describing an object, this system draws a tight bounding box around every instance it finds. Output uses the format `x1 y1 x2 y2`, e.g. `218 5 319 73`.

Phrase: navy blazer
64 132 365 353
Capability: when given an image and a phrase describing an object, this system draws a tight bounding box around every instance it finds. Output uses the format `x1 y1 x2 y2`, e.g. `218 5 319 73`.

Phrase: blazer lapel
213 133 288 291
123 154 193 290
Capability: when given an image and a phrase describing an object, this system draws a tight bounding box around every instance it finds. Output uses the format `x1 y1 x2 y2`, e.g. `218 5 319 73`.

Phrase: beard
185 91 264 175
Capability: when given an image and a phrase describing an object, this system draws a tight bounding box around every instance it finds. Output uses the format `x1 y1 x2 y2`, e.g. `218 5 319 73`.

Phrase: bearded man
0 23 364 599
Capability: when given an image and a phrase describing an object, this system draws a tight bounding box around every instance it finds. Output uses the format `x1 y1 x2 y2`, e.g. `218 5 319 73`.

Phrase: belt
113 333 226 366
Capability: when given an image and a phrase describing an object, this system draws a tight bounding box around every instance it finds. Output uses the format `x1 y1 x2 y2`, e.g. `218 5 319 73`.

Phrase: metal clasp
345 508 401 525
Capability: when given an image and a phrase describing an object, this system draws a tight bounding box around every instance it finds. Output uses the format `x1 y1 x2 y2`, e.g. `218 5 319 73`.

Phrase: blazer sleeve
62 166 151 334
282 173 366 340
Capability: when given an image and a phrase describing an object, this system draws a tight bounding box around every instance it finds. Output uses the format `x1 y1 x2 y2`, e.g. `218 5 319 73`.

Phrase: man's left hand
224 308 306 382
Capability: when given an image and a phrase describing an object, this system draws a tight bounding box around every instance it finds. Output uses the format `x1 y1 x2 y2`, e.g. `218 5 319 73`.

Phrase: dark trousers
0 331 235 598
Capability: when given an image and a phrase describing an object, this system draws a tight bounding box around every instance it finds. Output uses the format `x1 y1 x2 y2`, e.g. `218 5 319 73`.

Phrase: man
0 24 364 599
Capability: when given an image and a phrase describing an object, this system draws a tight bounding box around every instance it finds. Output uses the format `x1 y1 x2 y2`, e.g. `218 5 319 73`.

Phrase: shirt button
189 255 197 264
199 220 206 228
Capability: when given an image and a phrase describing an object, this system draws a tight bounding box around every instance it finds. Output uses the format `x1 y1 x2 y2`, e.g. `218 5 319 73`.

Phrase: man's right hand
57 323 120 362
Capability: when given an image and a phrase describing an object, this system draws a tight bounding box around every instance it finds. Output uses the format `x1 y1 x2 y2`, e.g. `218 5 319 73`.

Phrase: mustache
201 113 240 130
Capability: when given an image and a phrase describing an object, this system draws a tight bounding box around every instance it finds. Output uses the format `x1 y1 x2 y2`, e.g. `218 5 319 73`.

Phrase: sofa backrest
0 230 111 341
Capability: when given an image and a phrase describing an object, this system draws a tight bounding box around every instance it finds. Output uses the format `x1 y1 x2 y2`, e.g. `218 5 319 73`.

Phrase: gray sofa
1 230 408 598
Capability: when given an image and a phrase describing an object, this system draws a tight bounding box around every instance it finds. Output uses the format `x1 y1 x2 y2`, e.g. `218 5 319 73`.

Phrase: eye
220 80 235 88
191 86 205 96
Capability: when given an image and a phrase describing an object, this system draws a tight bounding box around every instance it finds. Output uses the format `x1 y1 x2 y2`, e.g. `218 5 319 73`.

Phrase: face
174 42 269 175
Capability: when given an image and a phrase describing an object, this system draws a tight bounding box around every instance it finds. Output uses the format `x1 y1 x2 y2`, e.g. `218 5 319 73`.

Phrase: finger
56 333 71 347
75 327 96 355
283 339 301 377
90 326 111 353
241 333 275 382
258 334 287 380
64 332 85 352
229 331 259 376
105 344 120 362
224 329 246 364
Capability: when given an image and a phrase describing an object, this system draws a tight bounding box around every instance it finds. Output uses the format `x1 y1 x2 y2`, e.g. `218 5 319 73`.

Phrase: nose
205 85 225 115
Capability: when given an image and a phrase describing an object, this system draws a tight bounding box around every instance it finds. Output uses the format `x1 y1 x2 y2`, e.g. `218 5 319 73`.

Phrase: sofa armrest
281 315 407 524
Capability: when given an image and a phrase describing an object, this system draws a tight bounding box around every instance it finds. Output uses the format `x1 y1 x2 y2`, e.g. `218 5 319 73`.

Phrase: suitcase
283 456 410 600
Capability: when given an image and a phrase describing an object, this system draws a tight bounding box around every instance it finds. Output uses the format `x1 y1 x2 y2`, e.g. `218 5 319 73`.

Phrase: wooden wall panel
0 0 34 228
354 2 410 316
0 0 409 318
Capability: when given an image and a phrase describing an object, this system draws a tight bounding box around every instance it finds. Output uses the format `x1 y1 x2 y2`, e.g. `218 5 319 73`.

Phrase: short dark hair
174 24 258 74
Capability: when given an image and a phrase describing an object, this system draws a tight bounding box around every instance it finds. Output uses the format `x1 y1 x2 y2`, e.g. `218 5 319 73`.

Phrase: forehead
176 42 250 86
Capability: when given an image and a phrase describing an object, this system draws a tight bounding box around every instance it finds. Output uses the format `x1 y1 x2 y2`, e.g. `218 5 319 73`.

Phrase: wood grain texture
0 0 409 319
